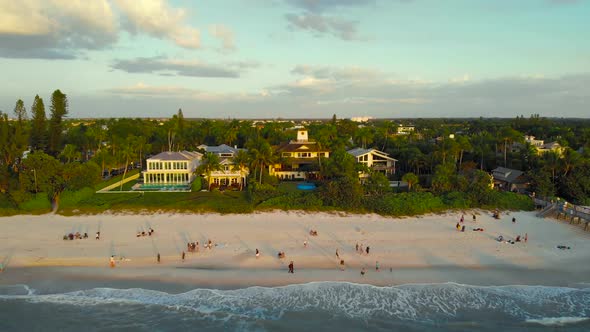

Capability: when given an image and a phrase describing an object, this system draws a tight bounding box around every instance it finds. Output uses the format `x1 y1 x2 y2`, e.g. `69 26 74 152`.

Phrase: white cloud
209 24 236 52
115 0 201 49
0 0 117 58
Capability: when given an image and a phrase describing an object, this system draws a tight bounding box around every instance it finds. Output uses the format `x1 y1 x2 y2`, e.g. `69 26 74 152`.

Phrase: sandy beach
1 210 589 293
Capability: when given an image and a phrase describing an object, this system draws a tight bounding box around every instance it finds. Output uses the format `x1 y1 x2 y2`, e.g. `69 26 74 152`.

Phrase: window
283 153 291 157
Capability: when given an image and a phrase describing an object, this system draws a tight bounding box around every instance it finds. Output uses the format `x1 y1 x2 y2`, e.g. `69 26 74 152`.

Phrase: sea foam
4 282 590 324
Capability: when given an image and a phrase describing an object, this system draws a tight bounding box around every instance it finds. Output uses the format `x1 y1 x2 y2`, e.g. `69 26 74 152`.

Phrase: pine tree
48 89 68 156
30 95 47 152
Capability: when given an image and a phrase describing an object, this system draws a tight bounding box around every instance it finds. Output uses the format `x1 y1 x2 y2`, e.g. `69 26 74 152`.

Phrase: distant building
491 167 529 193
396 125 415 135
197 144 249 190
143 151 201 186
347 148 397 178
351 116 374 122
514 136 563 155
270 129 330 180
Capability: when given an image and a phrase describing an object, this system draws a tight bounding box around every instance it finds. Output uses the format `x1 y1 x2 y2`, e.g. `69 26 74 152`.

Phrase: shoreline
1 210 589 293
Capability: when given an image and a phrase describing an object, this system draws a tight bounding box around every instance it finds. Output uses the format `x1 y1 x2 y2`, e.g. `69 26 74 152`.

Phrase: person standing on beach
96 232 100 240
256 248 260 258
303 240 308 248
366 246 370 255
473 214 476 222
109 255 115 268
182 251 185 262
355 243 359 252
512 217 516 223
288 261 294 273
336 249 340 259
157 253 160 263
375 261 380 271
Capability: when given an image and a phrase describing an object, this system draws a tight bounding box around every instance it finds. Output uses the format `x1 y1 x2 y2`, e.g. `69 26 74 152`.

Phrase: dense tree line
1 92 590 212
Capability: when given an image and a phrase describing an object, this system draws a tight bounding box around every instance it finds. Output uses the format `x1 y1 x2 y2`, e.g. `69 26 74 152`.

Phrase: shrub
191 176 202 191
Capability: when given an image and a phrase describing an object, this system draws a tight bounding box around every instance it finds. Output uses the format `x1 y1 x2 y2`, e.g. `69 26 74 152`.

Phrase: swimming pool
297 183 317 190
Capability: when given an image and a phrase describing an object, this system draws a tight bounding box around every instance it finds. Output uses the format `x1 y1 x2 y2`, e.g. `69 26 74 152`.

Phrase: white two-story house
143 151 201 186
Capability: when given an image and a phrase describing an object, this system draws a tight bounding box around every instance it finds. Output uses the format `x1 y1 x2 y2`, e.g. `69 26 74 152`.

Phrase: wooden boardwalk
534 198 590 232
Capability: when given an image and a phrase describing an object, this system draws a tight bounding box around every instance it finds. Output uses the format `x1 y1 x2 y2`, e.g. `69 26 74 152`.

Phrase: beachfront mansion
143 151 202 186
269 130 330 180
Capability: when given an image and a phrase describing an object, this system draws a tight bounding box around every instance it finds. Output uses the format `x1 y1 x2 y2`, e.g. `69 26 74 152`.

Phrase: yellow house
269 130 330 180
197 144 249 190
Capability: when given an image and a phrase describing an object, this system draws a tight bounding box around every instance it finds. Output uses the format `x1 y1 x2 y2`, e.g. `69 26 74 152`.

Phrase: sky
0 0 589 119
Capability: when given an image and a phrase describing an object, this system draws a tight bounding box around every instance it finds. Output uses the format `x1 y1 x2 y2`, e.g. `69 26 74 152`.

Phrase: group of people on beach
63 232 88 240
355 243 370 255
187 241 199 252
136 228 155 237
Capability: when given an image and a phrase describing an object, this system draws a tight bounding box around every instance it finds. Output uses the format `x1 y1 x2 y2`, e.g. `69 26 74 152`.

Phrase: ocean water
1 282 589 331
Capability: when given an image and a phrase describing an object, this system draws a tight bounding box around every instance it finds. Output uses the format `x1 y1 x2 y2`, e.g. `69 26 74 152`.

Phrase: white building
347 148 397 178
143 151 201 185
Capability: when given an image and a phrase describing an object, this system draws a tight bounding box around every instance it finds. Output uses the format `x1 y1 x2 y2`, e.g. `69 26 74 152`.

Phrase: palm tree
197 152 221 190
118 138 136 191
59 144 81 163
456 136 472 169
253 143 274 184
542 151 560 184
560 148 580 176
499 127 522 167
231 149 250 190
402 172 419 191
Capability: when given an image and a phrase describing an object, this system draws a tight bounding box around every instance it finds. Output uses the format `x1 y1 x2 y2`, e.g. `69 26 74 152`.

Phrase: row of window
145 172 190 183
282 152 327 158
148 161 188 170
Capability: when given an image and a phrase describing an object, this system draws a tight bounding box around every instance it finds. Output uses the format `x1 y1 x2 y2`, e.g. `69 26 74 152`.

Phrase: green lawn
58 189 253 215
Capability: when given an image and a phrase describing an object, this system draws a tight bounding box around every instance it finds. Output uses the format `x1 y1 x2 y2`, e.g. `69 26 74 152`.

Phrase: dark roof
149 151 201 161
492 167 525 183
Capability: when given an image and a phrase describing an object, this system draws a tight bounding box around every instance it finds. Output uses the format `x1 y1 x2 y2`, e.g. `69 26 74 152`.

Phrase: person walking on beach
157 253 160 263
460 215 464 223
288 261 294 273
256 248 260 258
473 214 476 222
366 246 370 255
336 249 340 259
109 255 115 268
375 261 380 271
512 217 516 223
96 231 100 240
182 251 185 262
